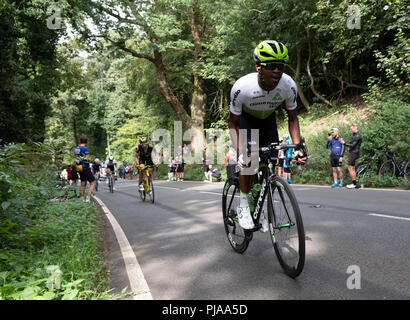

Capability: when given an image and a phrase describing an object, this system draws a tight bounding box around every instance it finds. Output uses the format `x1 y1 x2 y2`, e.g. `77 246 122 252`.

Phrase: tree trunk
153 51 192 130
294 46 310 111
306 29 334 108
187 2 207 147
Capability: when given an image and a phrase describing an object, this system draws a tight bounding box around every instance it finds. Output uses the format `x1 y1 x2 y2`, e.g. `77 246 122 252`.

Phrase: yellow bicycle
137 164 154 203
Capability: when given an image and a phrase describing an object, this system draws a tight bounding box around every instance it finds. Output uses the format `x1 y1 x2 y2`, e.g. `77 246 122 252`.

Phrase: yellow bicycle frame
139 164 153 193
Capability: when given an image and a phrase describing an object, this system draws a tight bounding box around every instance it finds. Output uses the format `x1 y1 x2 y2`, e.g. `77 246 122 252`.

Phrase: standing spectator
68 164 79 186
282 134 293 184
128 164 134 180
175 146 185 181
226 147 237 165
74 136 96 202
60 168 68 185
124 163 130 179
326 128 345 188
344 124 362 189
202 150 211 182
277 138 286 178
168 156 175 181
118 163 124 179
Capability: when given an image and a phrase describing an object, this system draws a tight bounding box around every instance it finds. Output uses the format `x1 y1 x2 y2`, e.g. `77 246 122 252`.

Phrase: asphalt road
96 178 410 300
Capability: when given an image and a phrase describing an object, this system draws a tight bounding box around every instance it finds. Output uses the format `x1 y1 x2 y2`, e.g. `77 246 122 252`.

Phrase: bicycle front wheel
148 178 154 204
267 175 305 278
108 176 114 193
139 182 146 201
378 160 395 179
222 179 252 254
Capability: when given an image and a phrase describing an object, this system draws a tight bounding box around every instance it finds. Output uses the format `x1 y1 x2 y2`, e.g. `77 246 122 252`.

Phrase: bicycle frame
248 142 300 231
138 165 154 192
383 151 407 176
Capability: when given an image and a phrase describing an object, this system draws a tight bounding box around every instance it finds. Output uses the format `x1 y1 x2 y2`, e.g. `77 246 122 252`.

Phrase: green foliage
0 0 67 144
361 89 410 159
0 142 112 300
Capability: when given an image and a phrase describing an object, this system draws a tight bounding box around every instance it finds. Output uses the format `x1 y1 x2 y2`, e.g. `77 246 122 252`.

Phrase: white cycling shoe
259 212 269 233
236 206 255 230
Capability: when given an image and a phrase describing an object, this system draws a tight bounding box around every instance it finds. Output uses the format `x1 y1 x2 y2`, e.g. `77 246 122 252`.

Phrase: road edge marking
94 196 153 300
368 213 410 222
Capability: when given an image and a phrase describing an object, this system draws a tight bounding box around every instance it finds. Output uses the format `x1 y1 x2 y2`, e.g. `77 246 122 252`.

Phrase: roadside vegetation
0 143 113 300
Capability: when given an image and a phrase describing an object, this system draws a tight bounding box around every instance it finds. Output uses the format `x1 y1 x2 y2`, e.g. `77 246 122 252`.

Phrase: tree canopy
1 0 408 161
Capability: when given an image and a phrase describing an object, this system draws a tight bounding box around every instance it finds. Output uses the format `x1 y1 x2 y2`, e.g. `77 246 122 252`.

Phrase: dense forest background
1 0 409 163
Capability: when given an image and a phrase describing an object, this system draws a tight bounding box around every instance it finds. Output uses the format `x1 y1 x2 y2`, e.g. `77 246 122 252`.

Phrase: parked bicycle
378 151 409 181
355 154 378 181
222 139 307 278
137 164 155 203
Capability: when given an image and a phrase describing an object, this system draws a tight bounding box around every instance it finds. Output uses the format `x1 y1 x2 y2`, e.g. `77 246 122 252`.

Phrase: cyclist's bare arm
229 111 253 193
287 109 301 145
287 109 307 165
228 112 240 155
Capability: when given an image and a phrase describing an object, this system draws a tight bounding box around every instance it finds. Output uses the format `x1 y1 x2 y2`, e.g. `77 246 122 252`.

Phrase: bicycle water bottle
248 183 261 213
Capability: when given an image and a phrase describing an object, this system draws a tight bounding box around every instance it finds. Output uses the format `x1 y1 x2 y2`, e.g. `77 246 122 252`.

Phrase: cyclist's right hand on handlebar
295 139 308 165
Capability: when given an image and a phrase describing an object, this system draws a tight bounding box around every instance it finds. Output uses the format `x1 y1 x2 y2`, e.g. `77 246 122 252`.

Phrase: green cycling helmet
253 40 289 65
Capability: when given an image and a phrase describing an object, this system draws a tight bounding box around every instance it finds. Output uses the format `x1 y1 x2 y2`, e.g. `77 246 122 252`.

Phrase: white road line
368 213 410 222
94 196 153 300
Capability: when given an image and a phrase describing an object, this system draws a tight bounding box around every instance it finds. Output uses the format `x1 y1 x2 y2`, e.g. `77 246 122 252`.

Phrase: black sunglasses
262 63 284 71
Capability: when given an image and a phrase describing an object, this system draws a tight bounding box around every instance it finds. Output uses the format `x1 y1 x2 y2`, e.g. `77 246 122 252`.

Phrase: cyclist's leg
85 169 96 201
237 113 279 230
79 172 87 198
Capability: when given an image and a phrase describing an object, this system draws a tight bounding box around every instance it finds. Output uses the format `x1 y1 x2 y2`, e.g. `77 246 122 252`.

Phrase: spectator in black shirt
343 123 362 189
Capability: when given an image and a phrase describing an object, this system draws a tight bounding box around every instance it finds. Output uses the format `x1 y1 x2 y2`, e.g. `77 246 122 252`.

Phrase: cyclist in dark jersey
136 136 154 191
91 159 102 180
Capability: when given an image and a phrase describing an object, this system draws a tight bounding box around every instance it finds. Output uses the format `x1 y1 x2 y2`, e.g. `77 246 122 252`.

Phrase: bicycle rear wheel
378 160 395 179
267 175 305 278
222 179 252 254
108 175 114 193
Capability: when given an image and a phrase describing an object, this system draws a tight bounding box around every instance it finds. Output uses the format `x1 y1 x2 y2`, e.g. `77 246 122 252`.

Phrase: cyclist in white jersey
228 40 307 231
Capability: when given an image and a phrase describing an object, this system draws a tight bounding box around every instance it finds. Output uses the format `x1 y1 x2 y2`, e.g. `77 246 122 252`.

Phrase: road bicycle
107 171 114 193
378 151 410 181
137 164 155 203
222 140 307 278
355 154 378 181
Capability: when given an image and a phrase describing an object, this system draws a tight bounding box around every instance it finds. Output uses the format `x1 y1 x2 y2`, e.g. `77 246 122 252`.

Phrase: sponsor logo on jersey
232 90 241 106
273 92 282 101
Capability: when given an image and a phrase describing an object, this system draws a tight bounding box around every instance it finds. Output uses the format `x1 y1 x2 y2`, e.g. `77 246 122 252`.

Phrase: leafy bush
0 142 112 300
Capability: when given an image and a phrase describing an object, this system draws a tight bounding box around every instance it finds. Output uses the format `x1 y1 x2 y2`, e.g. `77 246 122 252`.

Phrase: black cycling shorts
140 157 154 166
176 164 184 172
79 168 95 183
330 154 342 167
278 159 284 167
239 112 279 148
284 167 292 174
348 152 360 166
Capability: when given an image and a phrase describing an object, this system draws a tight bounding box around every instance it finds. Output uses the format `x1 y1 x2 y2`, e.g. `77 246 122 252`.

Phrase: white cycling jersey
230 72 297 119
105 160 117 168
